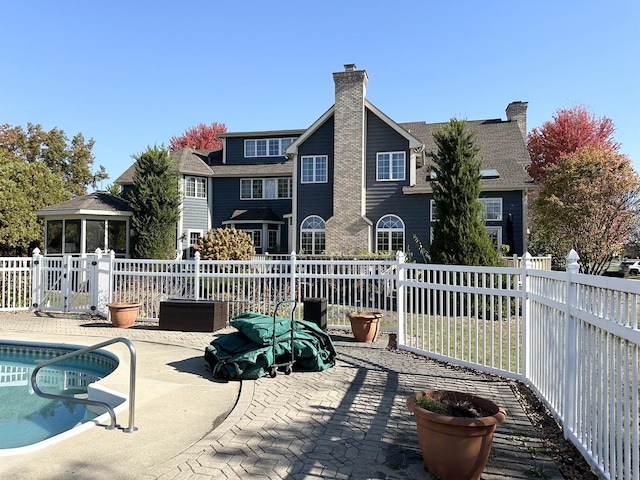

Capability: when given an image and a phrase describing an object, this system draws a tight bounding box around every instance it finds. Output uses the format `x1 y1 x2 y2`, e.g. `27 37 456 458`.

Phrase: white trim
403 184 537 195
285 101 422 157
37 210 132 218
285 107 334 156
430 199 438 223
479 197 503 221
375 214 405 253
185 229 204 259
300 155 328 184
184 176 207 199
376 151 406 181
245 137 296 158
365 100 422 149
240 178 292 200
485 226 502 247
300 215 326 255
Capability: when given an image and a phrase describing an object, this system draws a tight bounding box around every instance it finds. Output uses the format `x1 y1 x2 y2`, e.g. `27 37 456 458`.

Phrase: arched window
300 216 326 254
376 215 404 253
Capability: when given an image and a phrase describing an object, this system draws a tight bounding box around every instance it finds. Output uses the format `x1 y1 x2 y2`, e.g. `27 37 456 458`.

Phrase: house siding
296 116 335 226
487 190 525 255
392 190 526 260
182 196 209 232
110 67 531 261
211 176 291 251
365 110 416 253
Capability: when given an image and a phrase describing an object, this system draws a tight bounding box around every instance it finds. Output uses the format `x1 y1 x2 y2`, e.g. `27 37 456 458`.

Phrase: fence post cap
566 249 580 273
567 249 580 262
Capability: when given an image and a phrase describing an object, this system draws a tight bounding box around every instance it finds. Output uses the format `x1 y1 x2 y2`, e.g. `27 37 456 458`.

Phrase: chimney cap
344 63 357 71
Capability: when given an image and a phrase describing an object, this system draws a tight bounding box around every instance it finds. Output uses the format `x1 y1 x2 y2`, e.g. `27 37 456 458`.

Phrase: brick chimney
506 101 528 141
325 64 371 253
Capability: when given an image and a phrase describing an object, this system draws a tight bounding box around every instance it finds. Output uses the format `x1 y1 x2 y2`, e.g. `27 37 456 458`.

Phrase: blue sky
2 1 638 187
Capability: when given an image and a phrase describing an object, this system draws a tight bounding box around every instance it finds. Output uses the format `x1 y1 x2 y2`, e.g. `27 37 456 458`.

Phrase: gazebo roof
37 192 131 217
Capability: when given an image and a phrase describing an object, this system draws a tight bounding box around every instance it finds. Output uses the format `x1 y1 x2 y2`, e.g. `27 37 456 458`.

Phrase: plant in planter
406 389 506 480
347 311 382 342
107 302 141 328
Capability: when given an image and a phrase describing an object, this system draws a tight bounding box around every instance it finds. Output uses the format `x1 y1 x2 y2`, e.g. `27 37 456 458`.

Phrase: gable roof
399 119 534 193
37 192 131 217
113 109 531 191
285 100 422 156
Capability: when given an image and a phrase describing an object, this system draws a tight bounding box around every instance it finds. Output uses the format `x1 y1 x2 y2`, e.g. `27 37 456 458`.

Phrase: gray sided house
112 64 534 260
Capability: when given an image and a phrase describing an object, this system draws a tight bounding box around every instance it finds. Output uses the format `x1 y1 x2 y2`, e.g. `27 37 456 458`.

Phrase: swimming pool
0 341 119 453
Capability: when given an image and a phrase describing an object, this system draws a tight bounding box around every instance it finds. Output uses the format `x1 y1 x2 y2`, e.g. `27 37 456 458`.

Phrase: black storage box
159 299 227 332
303 297 327 330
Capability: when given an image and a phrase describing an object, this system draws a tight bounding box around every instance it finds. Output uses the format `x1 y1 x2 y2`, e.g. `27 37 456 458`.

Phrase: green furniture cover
204 312 337 380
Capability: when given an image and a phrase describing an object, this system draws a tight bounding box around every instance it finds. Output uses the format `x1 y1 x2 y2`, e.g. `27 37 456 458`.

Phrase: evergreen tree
128 146 181 259
428 119 502 267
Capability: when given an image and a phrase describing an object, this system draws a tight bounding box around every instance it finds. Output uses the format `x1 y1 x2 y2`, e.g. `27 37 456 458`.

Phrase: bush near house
194 227 255 260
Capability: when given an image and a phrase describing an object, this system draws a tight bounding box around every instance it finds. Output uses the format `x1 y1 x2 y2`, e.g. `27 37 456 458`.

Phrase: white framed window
486 226 502 248
281 138 294 153
430 199 438 222
240 178 291 199
301 156 327 183
268 230 279 251
185 176 206 198
376 215 404 253
377 152 405 181
244 137 296 158
246 230 262 249
431 198 503 222
188 231 202 259
300 215 326 254
479 198 503 221
277 178 291 198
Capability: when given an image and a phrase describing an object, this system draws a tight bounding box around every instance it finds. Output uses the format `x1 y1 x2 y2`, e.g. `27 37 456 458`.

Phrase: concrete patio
0 311 576 479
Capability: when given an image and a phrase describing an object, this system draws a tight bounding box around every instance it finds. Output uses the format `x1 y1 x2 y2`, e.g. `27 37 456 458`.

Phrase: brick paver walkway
1 312 564 479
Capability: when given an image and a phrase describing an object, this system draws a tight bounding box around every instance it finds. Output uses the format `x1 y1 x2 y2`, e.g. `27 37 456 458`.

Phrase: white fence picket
0 250 637 479
0 256 31 311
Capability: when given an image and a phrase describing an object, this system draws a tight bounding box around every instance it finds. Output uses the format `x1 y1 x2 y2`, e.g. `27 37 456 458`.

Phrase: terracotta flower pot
347 311 382 342
107 302 140 328
406 390 506 480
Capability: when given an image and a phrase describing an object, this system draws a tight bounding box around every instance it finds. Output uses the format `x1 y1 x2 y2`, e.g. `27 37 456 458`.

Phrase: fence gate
33 255 97 314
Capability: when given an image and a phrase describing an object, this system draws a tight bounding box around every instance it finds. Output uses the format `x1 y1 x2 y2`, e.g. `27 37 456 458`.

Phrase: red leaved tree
527 105 619 182
169 122 227 151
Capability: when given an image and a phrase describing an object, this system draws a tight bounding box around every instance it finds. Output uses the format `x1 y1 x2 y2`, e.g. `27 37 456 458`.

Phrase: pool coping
0 326 241 479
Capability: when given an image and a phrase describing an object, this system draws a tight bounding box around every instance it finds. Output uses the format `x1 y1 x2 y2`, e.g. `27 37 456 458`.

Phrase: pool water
0 342 118 450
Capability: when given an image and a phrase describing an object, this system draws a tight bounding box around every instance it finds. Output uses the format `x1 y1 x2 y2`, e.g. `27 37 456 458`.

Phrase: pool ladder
30 337 137 433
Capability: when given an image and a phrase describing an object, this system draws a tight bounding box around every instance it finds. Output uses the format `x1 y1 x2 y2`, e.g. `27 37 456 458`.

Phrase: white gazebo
37 191 132 257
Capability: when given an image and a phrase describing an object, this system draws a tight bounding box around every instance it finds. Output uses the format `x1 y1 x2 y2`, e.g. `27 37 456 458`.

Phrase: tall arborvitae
128 146 181 259
429 119 502 267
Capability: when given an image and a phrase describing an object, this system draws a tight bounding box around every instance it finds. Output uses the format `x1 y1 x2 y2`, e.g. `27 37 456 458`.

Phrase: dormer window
245 138 296 158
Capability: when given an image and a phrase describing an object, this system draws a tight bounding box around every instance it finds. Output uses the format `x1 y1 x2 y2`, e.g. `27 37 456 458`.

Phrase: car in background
619 259 640 276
